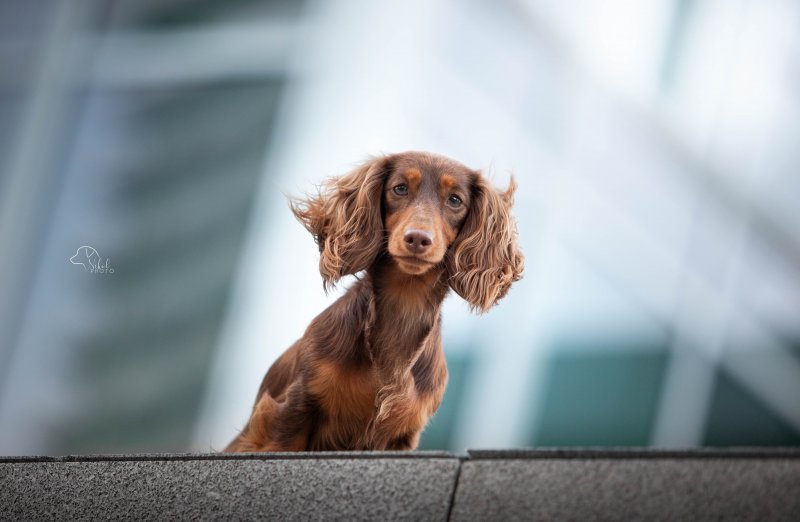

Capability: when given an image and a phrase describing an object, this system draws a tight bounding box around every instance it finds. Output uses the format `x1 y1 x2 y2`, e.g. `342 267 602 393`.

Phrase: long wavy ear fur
291 156 390 289
447 175 524 313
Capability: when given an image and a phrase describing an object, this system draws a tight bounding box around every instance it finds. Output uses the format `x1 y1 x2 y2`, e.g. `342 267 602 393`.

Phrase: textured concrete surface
2 449 799 521
451 449 800 522
0 452 459 521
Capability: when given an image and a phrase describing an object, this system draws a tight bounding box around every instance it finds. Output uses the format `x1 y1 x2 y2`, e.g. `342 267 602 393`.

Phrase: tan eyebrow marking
440 175 456 190
405 168 422 189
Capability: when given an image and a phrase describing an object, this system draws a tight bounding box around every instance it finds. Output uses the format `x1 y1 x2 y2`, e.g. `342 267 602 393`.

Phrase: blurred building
0 0 798 455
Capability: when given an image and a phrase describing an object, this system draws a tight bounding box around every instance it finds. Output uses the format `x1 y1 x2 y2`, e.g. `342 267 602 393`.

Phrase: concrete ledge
2 449 799 521
1 451 460 521
452 448 800 522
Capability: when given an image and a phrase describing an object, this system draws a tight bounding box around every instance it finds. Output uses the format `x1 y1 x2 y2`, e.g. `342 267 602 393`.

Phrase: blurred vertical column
0 0 304 455
0 0 95 450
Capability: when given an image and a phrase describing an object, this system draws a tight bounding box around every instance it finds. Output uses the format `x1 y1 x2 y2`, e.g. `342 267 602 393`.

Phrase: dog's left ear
291 155 391 290
447 174 524 313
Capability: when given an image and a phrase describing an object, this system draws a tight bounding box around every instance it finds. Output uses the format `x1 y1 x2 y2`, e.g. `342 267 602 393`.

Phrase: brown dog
225 151 523 451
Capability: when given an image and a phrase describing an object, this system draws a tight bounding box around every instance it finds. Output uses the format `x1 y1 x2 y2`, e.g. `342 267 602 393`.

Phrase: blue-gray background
1 0 798 455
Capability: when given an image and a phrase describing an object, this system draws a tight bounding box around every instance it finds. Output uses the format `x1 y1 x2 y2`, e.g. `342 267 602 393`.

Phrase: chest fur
306 351 445 450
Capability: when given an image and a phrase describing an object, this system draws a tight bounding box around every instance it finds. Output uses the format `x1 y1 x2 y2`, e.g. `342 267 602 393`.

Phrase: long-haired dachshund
225 151 523 452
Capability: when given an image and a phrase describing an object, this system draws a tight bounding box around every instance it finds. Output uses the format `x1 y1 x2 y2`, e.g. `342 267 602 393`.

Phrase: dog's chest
307 359 438 450
308 361 378 422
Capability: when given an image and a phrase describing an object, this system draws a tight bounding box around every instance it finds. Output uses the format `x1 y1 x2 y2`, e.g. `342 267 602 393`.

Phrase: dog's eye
447 194 463 208
393 184 408 196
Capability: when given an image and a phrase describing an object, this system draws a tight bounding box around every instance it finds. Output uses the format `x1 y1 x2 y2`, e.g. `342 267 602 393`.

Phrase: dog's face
383 154 474 275
292 151 523 312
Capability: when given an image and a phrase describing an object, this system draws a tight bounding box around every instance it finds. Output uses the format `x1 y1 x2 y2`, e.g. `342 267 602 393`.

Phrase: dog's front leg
368 376 426 450
225 379 312 452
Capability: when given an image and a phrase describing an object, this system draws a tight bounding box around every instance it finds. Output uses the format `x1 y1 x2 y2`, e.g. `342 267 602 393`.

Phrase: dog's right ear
291 155 391 290
446 175 524 313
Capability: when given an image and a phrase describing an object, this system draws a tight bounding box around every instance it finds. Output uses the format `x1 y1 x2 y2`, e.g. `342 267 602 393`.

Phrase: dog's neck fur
364 256 448 379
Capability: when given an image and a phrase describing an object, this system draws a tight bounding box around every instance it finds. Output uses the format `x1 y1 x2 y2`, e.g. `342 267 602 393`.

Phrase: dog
225 151 523 452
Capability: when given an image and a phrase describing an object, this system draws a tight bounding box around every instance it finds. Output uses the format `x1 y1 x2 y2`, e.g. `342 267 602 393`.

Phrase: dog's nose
404 229 433 254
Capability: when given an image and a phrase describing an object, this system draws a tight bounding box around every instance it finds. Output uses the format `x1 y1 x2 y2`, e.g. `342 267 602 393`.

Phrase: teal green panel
534 348 668 446
704 360 800 446
417 351 473 451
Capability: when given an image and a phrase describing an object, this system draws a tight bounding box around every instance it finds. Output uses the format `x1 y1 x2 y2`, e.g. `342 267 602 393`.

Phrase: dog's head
291 151 523 312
